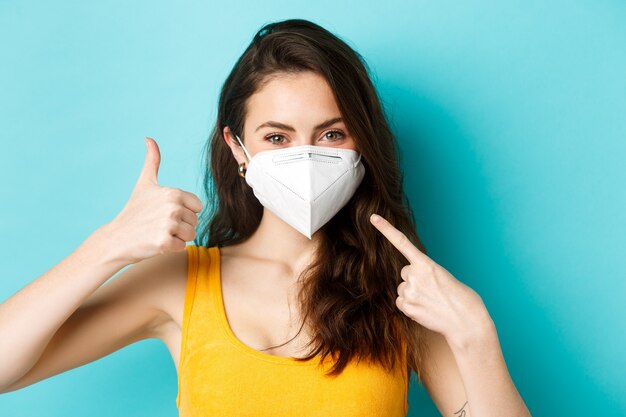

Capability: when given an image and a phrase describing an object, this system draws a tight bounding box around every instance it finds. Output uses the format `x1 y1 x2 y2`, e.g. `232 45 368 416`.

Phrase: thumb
136 137 161 186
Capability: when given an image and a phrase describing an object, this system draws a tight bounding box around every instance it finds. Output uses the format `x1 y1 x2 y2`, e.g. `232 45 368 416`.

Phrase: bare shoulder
128 247 190 338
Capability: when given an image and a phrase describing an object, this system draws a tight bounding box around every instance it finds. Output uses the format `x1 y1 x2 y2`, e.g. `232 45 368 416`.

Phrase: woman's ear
222 126 248 166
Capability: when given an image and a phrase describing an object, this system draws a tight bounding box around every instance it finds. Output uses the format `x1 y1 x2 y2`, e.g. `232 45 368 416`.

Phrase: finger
178 190 204 213
137 137 161 186
179 207 200 228
400 265 410 281
173 221 197 242
396 297 425 322
370 213 428 265
162 235 187 253
397 281 408 297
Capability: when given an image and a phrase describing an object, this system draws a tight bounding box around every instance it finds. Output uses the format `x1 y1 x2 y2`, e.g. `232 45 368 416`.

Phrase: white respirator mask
234 133 365 239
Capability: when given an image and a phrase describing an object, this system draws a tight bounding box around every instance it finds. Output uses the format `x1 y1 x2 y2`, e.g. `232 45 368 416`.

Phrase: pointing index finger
370 213 426 264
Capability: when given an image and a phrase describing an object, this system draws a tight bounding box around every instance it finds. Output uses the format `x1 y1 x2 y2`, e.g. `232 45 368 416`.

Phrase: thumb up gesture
107 137 203 265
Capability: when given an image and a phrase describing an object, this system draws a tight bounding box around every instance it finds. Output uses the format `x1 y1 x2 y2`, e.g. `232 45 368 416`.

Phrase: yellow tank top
176 245 409 416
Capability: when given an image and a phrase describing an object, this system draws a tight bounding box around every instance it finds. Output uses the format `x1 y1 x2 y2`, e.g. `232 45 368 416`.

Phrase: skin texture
0 70 531 417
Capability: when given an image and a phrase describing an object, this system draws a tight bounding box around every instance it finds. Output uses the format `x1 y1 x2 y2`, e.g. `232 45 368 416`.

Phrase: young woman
0 19 531 417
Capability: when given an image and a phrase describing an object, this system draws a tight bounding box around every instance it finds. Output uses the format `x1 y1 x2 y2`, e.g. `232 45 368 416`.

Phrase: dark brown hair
194 18 430 384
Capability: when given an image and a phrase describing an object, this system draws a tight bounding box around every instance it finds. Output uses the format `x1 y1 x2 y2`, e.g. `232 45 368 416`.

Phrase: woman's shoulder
160 244 222 317
132 245 207 337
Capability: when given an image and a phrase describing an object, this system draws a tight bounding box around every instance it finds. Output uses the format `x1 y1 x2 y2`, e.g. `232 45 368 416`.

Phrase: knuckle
161 218 176 234
405 286 419 300
175 190 186 203
168 206 182 220
168 221 180 235
165 187 183 201
177 190 189 203
400 265 411 278
396 232 409 248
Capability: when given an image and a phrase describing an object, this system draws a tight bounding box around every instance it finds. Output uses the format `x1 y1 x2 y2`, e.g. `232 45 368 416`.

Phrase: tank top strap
205 246 221 301
185 244 218 301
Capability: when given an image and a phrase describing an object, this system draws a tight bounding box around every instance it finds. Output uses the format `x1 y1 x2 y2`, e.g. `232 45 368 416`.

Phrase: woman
0 18 531 417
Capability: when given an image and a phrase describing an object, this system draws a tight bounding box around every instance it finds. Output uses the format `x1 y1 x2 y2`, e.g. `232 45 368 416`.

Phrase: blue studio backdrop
1 1 625 416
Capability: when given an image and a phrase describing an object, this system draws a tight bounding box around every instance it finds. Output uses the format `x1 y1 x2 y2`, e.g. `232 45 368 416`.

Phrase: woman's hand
106 137 203 265
369 213 494 350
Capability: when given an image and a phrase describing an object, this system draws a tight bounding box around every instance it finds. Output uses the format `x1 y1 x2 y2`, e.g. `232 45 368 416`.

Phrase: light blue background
1 1 624 416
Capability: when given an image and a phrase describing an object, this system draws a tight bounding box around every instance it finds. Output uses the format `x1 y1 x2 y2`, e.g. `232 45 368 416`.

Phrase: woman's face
223 71 358 166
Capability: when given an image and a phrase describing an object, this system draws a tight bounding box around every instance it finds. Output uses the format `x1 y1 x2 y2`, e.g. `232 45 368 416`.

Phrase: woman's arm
418 326 472 416
448 317 532 417
419 315 532 417
0 225 130 390
0 223 188 393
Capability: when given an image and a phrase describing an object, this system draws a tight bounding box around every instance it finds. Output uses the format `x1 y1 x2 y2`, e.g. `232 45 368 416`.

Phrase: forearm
449 318 532 417
0 223 128 388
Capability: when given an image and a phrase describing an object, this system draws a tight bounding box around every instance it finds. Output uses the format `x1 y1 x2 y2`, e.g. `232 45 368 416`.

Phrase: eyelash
264 130 346 145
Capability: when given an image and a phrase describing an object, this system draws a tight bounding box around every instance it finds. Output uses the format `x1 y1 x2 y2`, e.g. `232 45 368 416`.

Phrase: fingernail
371 213 381 223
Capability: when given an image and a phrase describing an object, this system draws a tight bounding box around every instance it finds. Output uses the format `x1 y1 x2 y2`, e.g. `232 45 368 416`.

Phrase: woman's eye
264 130 345 145
265 134 287 145
324 130 345 141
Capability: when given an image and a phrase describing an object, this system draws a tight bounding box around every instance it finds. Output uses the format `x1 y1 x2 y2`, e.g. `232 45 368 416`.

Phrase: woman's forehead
245 72 342 130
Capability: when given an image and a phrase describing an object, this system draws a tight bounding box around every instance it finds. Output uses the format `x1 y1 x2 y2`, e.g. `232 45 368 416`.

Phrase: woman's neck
231 208 320 275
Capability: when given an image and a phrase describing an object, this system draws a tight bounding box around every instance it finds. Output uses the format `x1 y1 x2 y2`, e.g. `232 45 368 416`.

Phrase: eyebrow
254 117 343 133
